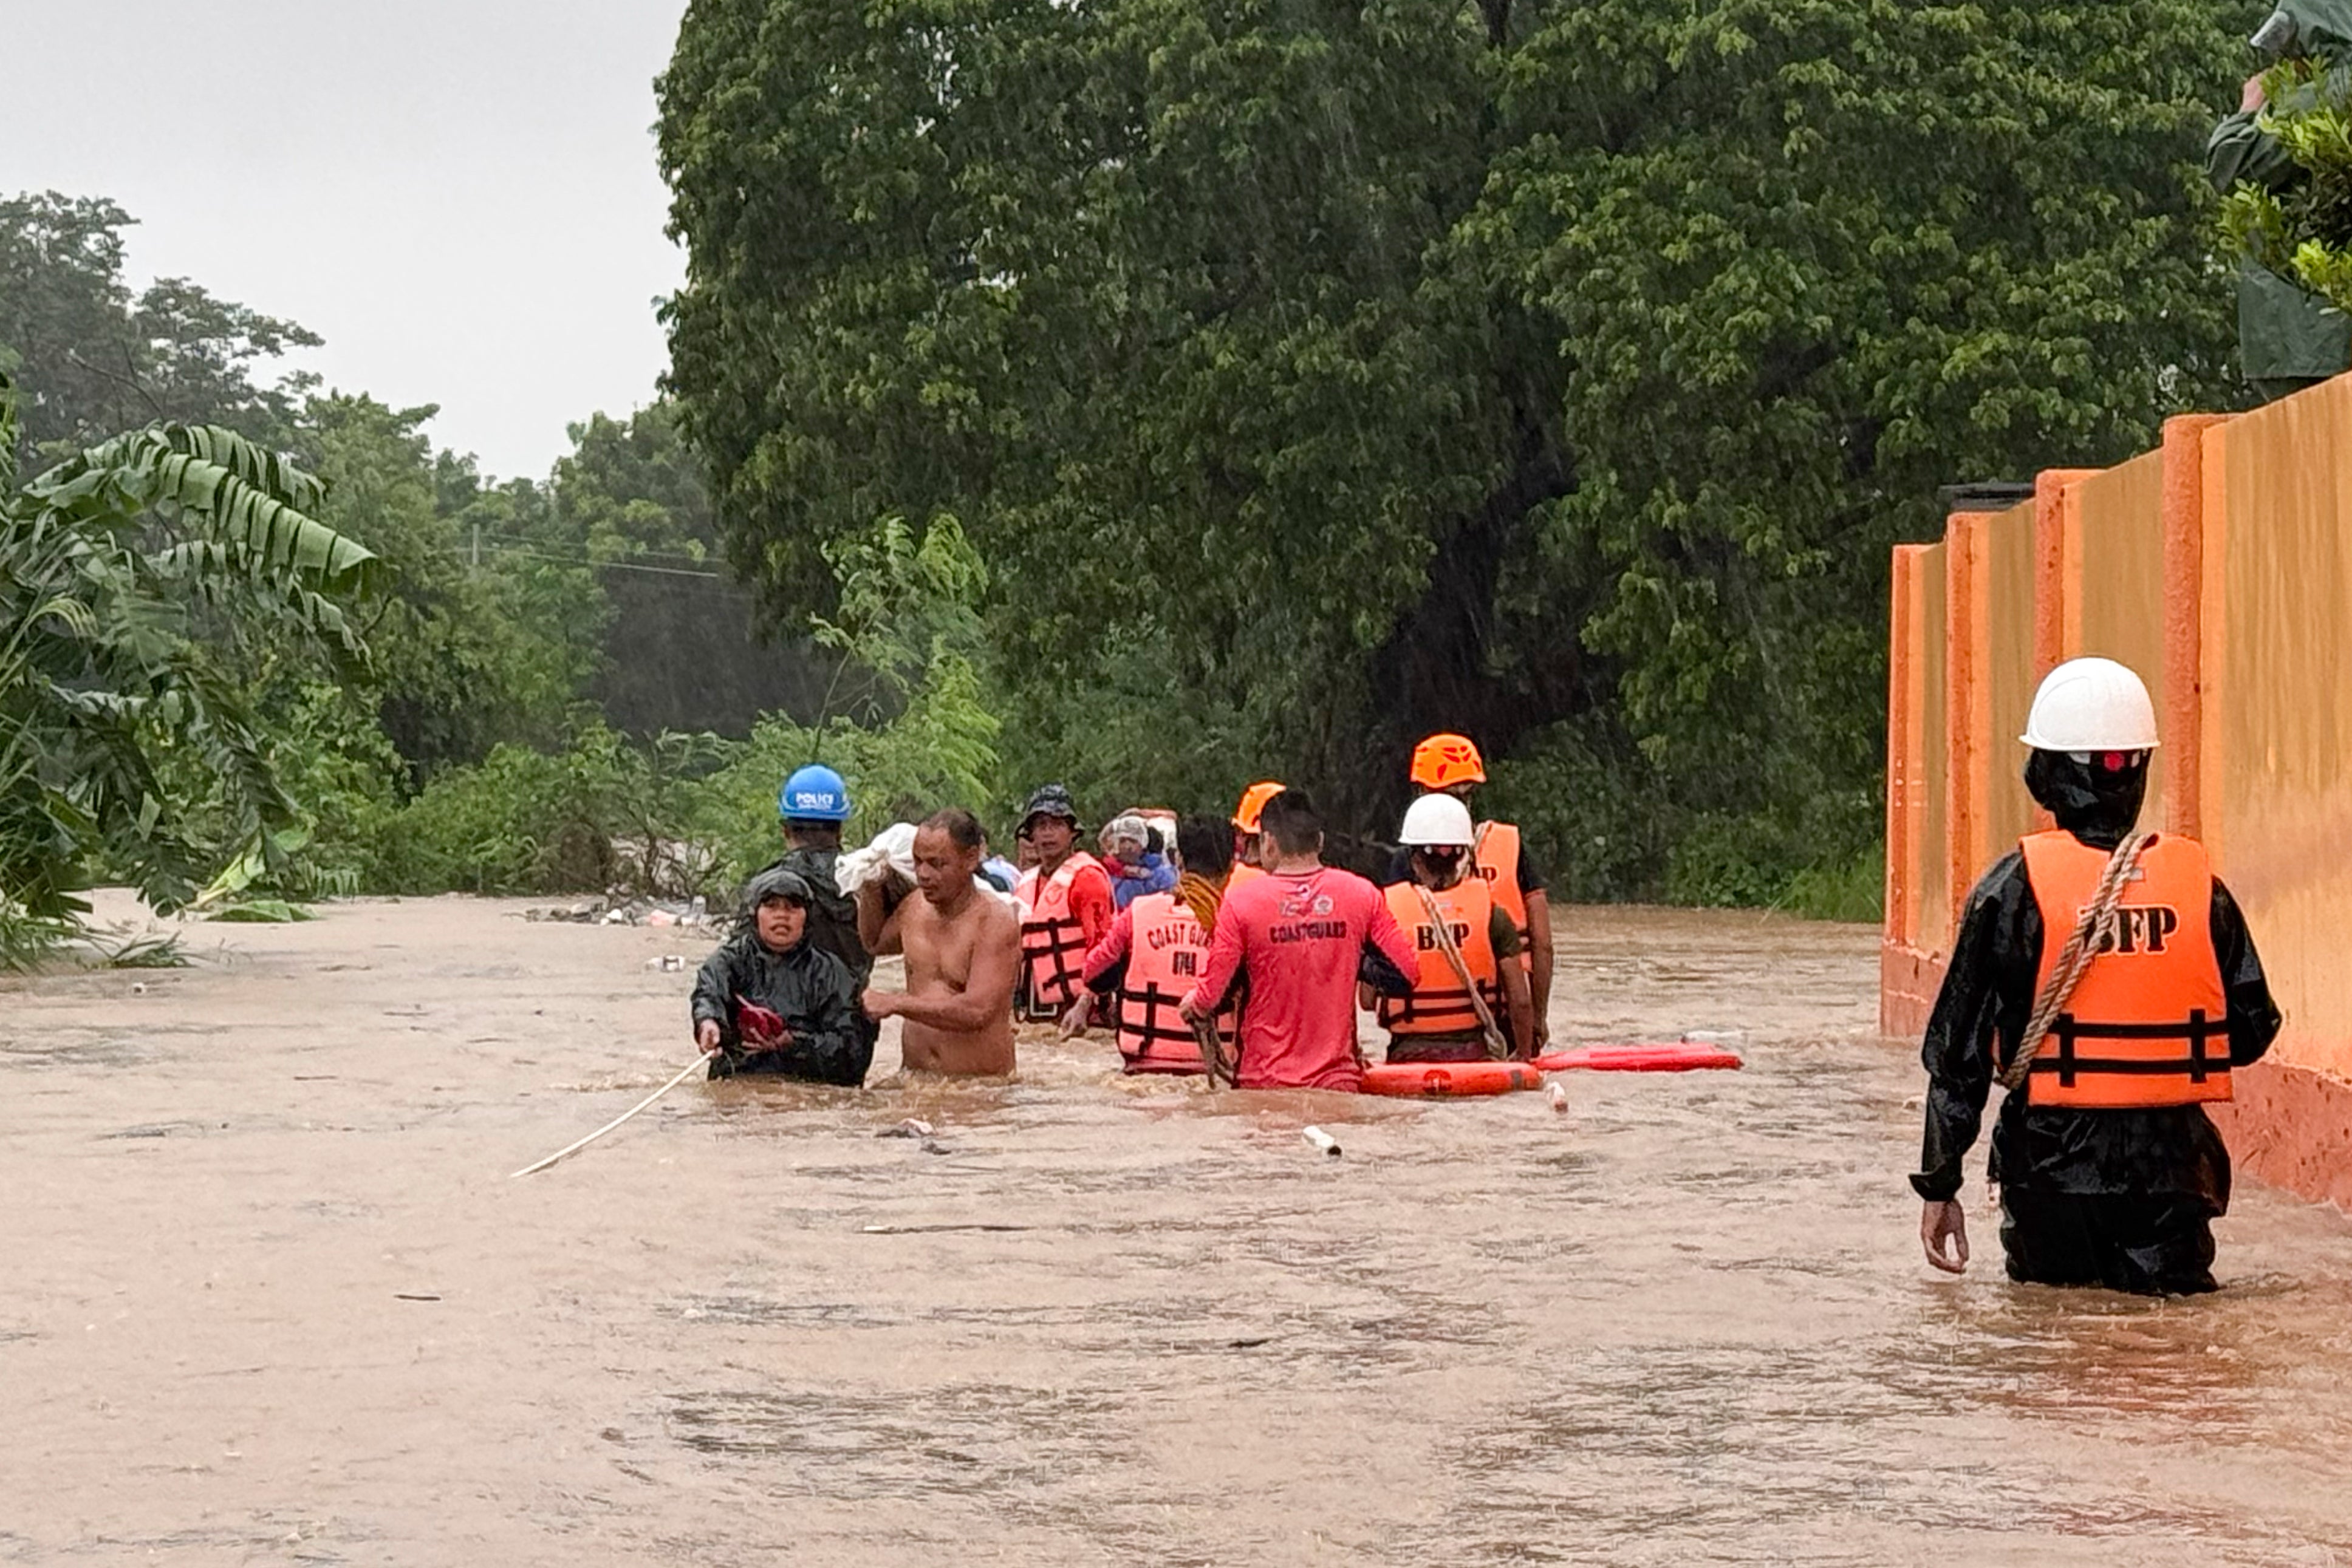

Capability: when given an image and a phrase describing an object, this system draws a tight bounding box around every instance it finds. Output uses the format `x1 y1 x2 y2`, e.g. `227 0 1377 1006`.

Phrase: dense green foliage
0 373 378 956
324 517 1000 901
0 193 320 459
1 0 2274 935
659 0 2258 903
0 192 963 940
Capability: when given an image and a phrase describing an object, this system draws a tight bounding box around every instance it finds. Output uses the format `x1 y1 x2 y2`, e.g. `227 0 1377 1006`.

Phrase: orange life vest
1016 851 1103 1020
1227 861 1267 890
1113 892 1232 1074
1376 878 1500 1037
1472 821 1531 970
2019 831 2233 1110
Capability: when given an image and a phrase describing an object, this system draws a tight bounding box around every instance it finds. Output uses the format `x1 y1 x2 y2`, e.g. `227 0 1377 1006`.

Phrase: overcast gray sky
12 0 689 481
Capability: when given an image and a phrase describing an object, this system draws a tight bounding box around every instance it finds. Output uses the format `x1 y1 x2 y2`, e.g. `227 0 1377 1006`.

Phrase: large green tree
0 193 321 460
660 0 2258 897
294 395 600 775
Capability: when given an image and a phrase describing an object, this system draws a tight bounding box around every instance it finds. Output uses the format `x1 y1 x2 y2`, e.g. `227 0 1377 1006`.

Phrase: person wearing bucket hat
689 867 869 1085
1011 784 1114 1021
1913 658 2280 1294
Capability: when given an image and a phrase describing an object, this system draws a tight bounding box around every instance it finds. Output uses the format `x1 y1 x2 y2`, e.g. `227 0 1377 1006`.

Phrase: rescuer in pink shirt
1181 788 1418 1091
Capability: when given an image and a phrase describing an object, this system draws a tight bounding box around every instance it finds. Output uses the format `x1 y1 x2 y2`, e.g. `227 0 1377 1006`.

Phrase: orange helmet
1410 733 1486 789
1232 780 1286 832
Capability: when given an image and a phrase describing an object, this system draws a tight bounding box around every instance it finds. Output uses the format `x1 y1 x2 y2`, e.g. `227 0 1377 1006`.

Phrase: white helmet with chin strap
1399 791 1477 848
2020 656 2160 753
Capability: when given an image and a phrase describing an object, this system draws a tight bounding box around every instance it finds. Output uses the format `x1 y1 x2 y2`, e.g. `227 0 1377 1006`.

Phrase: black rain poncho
692 870 870 1085
1911 754 2282 1210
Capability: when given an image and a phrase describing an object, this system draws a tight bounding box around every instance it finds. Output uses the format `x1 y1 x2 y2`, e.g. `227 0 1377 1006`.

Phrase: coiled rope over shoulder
1414 883 1512 1061
2000 831 2160 1094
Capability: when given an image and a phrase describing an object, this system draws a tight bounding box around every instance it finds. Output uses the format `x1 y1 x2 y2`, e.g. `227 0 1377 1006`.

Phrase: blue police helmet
778 764 850 823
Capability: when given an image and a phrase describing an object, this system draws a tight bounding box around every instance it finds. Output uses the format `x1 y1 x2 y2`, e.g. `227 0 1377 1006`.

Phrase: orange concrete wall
2203 381 2352 1080
1916 542 1951 957
2068 449 2174 830
1979 501 2041 859
1882 373 2352 1207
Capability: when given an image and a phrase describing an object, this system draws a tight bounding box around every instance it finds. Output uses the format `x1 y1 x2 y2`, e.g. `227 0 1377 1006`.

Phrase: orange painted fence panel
2069 449 2172 831
2204 380 2352 1083
1978 502 2040 862
1883 372 2352 1207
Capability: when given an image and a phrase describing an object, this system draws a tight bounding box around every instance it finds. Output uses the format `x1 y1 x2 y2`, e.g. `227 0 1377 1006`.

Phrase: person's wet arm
1359 895 1418 998
2211 878 2283 1066
855 879 904 956
2207 82 2303 194
1072 868 1115 950
1183 896 1247 1017
1492 907 1533 1057
690 947 736 1030
1082 905 1135 998
1913 855 2037 1202
1517 844 1555 1037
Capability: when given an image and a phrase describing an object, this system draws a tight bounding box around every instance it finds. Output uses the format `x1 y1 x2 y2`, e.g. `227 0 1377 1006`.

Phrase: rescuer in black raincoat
691 867 872 1085
1915 660 2281 1295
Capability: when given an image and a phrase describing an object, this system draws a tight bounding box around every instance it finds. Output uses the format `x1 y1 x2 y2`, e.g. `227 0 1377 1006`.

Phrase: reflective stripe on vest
1016 852 1102 1019
1115 891 1228 1073
2020 830 2233 1110
1376 878 1500 1035
1473 821 1531 972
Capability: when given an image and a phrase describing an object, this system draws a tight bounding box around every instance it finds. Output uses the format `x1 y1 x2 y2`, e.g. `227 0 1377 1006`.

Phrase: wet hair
920 806 986 851
1257 788 1324 857
1175 815 1231 877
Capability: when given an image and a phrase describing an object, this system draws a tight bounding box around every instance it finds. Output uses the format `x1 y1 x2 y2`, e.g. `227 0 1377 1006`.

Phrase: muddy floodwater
5 896 2351 1564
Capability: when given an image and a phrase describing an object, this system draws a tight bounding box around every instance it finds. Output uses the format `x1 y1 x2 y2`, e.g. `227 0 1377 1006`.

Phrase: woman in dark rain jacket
1916 658 2281 1295
691 867 872 1086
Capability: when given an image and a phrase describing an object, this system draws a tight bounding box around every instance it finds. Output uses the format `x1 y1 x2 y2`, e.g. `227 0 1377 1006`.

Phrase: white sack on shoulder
835 822 917 895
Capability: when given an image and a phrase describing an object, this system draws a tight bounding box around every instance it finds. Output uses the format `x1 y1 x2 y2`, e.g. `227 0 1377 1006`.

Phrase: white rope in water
510 1055 708 1178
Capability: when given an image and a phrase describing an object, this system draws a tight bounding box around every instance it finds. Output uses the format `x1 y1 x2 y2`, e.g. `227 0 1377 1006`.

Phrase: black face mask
1418 848 1466 879
2023 749 2149 848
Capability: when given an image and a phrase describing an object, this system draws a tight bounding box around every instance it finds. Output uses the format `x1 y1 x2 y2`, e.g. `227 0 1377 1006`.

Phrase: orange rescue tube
1533 1043 1743 1073
1360 1061 1546 1098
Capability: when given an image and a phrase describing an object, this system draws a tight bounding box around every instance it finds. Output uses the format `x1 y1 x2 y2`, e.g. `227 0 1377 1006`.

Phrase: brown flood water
4 895 2350 1565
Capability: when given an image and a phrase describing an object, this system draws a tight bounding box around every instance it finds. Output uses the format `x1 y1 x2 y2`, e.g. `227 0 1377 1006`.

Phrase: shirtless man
856 808 1020 1075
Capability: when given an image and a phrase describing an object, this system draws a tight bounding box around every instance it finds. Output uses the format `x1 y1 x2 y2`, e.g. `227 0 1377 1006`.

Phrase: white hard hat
1399 791 1476 847
2020 656 2160 751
